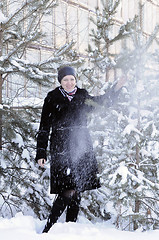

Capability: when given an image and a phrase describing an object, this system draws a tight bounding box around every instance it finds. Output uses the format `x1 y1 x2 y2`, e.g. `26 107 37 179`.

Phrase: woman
35 66 125 233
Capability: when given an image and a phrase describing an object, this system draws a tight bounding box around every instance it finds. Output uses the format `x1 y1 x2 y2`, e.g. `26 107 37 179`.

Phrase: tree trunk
133 198 140 230
0 23 3 150
133 97 141 230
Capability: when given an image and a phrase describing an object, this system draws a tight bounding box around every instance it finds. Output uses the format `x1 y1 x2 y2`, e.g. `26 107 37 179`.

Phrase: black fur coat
35 86 119 194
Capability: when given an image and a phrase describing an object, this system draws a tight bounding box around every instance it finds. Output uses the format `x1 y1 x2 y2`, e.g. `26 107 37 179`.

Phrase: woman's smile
61 75 76 92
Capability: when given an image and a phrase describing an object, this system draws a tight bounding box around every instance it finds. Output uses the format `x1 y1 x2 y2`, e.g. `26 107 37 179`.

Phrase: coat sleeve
35 93 52 162
85 83 121 108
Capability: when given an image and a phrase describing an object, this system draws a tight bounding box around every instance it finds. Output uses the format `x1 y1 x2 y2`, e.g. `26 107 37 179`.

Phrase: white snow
122 124 142 136
67 168 71 175
0 213 159 240
12 133 24 147
22 148 30 159
0 10 8 23
13 97 43 108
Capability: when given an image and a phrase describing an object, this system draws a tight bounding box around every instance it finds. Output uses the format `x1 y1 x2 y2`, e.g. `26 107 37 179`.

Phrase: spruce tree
0 0 83 218
82 0 136 86
81 0 159 231
80 0 136 223
106 23 159 231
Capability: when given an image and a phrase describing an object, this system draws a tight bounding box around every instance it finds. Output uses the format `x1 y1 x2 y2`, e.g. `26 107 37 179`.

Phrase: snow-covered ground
0 213 159 240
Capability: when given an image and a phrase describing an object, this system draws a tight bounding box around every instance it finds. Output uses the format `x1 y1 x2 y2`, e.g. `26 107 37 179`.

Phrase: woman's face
61 75 76 92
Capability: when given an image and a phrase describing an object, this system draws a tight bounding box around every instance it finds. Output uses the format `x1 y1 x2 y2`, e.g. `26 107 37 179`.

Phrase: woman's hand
38 158 46 168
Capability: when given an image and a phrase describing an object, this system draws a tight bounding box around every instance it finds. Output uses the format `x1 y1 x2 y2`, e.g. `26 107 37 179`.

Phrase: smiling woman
58 66 77 92
61 75 76 92
35 66 125 233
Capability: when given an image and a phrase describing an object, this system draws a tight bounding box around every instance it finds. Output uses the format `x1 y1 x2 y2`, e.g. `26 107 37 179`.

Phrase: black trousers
42 191 81 233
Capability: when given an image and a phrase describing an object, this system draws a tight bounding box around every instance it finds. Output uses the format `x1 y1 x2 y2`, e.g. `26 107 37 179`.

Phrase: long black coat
35 86 119 194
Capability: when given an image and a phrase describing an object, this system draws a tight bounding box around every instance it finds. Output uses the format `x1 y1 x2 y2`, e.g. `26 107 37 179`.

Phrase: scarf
59 86 77 101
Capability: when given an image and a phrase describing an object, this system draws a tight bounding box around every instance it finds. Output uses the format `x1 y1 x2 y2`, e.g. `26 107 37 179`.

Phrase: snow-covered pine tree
0 0 84 219
106 23 159 231
80 0 136 223
82 0 136 87
81 0 159 231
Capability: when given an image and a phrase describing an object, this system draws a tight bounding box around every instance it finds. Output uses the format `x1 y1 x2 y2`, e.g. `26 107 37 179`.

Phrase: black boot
42 195 70 233
66 193 81 222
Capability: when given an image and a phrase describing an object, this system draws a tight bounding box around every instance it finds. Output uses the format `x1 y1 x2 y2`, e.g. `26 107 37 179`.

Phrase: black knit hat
58 66 76 83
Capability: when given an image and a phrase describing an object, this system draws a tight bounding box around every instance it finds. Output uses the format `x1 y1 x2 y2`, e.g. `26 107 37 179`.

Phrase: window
77 8 89 53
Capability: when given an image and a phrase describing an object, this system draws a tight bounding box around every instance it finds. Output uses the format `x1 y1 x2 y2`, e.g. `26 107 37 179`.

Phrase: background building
3 0 159 100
